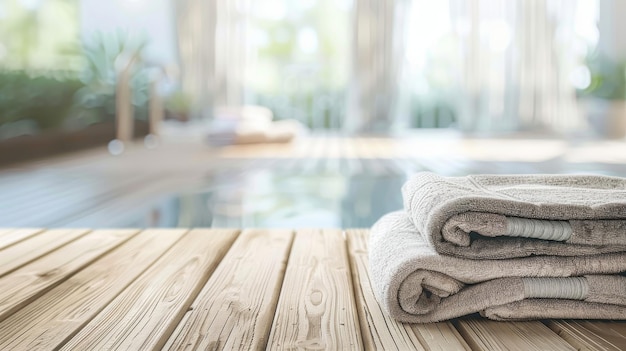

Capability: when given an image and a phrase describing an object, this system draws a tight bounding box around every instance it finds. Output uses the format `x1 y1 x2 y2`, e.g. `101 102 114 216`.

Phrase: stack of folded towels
369 172 626 322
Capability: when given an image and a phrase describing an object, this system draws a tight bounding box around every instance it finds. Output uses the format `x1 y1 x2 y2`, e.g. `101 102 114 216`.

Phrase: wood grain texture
0 226 622 349
0 228 43 250
456 320 576 351
345 229 426 351
346 229 470 351
0 228 89 277
163 229 294 350
59 228 240 351
410 323 472 351
546 320 626 350
0 229 188 351
0 229 138 324
267 229 363 350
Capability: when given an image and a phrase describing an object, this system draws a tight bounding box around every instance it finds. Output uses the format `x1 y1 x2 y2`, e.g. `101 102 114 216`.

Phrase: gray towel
402 172 626 259
369 211 626 322
370 173 626 322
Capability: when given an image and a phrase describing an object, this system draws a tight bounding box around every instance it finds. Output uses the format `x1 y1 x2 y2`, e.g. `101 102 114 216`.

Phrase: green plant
0 31 154 137
165 91 193 115
0 0 81 71
73 31 151 124
0 70 83 130
580 52 626 100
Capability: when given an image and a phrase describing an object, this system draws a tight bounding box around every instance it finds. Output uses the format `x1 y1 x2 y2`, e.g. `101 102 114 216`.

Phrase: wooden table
0 228 624 350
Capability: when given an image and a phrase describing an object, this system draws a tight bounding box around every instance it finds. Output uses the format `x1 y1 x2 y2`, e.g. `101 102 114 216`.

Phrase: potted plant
579 52 626 138
165 91 193 122
71 31 151 128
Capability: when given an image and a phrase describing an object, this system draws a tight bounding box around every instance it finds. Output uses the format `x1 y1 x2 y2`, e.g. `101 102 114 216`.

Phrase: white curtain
452 0 591 133
346 0 410 133
175 0 249 119
398 0 597 133
174 0 595 132
402 0 596 134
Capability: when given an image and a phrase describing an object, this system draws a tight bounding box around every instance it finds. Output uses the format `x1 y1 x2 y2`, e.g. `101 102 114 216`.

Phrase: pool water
123 166 409 228
116 153 626 229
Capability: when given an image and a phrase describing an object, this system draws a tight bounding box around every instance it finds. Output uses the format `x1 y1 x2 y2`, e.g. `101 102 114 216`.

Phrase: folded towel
402 172 626 259
369 211 626 322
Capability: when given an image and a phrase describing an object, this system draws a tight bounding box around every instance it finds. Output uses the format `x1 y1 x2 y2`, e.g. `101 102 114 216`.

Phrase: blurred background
1 0 625 228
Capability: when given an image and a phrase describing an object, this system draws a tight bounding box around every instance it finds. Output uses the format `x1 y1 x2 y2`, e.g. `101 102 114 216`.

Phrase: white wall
79 0 177 65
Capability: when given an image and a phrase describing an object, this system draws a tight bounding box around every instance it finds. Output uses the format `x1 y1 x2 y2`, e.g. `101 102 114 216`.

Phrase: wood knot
310 290 323 305
36 269 59 278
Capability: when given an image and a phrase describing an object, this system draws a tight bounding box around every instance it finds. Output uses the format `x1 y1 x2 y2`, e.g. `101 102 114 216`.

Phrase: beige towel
369 211 626 322
402 172 626 259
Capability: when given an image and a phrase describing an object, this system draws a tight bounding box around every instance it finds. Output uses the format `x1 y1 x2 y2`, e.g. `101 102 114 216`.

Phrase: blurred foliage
247 1 351 130
71 31 151 126
0 30 152 139
580 51 626 100
409 94 457 128
255 89 345 129
0 0 81 70
0 70 82 132
250 1 349 94
165 91 193 117
0 1 154 139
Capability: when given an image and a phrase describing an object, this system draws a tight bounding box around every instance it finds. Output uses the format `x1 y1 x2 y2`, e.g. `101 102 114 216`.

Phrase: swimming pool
122 161 410 228
117 150 626 229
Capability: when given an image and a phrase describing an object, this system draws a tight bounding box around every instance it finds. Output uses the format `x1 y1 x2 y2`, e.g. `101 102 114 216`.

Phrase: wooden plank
345 229 424 350
291 136 313 159
0 228 43 250
0 229 188 351
455 320 576 351
0 229 138 323
546 320 626 351
267 229 363 350
410 323 472 351
59 229 239 351
355 138 375 159
346 229 470 351
0 229 12 238
163 229 294 350
0 228 89 277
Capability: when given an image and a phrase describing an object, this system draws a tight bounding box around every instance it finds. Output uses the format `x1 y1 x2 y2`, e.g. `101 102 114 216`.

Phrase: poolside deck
0 228 624 350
